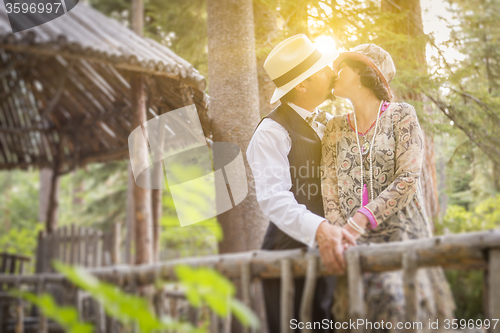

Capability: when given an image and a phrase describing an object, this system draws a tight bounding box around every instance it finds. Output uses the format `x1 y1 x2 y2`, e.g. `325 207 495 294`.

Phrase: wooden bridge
0 228 499 333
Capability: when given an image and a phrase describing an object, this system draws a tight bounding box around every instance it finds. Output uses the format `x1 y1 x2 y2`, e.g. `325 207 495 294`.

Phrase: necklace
353 100 384 204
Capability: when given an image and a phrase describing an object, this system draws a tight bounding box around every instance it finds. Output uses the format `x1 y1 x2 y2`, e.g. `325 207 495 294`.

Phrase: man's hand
316 221 356 274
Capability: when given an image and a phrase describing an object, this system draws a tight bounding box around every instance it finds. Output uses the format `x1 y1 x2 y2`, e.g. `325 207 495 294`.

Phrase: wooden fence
34 223 122 274
1 229 500 333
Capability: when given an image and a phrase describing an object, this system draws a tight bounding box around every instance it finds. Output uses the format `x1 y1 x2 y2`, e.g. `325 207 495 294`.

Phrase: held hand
343 212 370 240
316 221 356 274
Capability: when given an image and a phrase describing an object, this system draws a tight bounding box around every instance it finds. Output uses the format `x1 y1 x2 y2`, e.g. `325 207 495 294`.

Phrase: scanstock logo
3 0 79 33
128 105 248 227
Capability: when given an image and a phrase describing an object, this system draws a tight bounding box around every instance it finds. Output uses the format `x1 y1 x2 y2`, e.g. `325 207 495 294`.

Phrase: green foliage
54 262 201 333
437 195 500 235
175 265 259 329
435 195 500 321
12 291 94 333
0 224 42 258
15 263 259 332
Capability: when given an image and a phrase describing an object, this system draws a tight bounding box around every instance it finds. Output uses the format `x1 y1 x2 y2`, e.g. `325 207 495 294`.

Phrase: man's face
302 66 337 104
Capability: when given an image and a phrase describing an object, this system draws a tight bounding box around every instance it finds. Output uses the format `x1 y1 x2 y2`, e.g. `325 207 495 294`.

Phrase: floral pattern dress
321 102 455 332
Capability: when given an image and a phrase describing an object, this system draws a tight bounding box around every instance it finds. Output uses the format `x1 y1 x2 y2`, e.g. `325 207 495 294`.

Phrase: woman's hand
342 212 370 240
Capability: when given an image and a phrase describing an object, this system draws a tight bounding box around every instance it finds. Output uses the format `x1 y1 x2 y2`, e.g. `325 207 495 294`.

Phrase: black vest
258 104 325 250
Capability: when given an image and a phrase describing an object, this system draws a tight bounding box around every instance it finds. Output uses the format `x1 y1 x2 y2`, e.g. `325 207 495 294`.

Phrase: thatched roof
0 4 209 173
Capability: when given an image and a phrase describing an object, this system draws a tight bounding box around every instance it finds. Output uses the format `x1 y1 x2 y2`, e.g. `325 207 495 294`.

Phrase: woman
321 44 455 331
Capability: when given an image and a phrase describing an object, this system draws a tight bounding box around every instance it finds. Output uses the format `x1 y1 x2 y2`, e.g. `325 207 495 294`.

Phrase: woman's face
332 62 361 99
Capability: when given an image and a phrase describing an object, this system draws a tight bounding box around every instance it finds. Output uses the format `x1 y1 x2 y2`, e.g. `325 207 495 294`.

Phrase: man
246 35 356 332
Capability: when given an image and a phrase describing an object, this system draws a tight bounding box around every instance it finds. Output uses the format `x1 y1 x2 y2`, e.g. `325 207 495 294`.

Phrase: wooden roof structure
0 4 209 173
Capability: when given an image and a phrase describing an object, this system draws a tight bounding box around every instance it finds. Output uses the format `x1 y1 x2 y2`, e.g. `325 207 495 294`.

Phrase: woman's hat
264 34 339 104
333 44 396 93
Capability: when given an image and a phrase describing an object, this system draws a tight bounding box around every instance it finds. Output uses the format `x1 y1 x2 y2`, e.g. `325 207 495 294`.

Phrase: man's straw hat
264 34 339 104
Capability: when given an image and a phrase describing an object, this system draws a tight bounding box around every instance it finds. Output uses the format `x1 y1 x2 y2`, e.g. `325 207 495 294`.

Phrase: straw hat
333 44 396 93
264 34 339 104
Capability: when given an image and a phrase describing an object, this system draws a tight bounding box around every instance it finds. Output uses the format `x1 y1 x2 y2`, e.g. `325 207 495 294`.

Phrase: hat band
272 49 322 88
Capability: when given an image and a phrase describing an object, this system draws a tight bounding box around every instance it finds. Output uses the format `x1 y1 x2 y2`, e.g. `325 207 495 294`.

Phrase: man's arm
246 119 325 248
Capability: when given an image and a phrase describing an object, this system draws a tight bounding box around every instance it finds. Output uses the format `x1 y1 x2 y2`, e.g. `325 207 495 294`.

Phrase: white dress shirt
246 103 327 248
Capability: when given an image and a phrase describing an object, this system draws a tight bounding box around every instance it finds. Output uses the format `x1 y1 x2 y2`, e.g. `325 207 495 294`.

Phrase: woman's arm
361 103 424 227
321 119 345 226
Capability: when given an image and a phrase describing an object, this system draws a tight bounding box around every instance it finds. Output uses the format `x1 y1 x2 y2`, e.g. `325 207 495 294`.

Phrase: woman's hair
342 59 392 101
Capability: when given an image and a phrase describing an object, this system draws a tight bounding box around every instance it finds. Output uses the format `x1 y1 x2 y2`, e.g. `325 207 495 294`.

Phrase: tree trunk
131 0 153 265
39 168 59 231
125 162 135 265
207 0 267 253
254 0 280 118
381 0 440 224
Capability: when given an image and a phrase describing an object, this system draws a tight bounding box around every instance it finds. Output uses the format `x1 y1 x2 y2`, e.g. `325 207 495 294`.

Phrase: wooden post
130 0 153 267
488 249 500 333
37 278 47 333
280 259 293 333
125 162 135 265
346 249 364 332
70 224 77 265
402 250 418 333
92 230 99 267
45 162 60 234
112 222 121 265
61 225 69 264
300 254 318 333
241 262 251 333
14 278 23 333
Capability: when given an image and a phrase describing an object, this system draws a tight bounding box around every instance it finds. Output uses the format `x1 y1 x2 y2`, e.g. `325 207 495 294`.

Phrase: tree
207 0 267 252
379 0 441 222
130 0 154 265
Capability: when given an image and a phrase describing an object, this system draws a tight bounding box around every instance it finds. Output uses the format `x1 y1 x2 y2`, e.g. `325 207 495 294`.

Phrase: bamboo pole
280 259 293 333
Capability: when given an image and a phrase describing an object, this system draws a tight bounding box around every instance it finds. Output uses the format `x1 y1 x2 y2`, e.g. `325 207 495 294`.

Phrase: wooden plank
70 224 77 265
402 250 418 333
346 249 364 331
488 249 500 333
300 254 318 333
61 226 69 264
82 228 90 267
280 258 293 333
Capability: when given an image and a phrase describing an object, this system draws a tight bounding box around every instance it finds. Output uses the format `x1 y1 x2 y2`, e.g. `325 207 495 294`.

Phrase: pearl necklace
353 100 384 204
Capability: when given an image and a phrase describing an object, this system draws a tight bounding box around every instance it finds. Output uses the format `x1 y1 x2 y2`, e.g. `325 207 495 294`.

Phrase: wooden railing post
346 249 364 333
300 253 317 333
402 249 418 333
37 277 47 333
488 249 500 333
112 222 121 265
14 277 23 333
280 258 294 333
241 262 251 333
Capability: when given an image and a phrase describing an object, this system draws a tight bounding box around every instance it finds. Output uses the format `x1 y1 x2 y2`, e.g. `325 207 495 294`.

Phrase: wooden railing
1 229 499 333
35 223 122 274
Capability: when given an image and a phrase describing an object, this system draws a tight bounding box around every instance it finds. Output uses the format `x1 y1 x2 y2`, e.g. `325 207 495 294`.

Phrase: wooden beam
0 44 206 91
2 230 499 286
40 60 75 118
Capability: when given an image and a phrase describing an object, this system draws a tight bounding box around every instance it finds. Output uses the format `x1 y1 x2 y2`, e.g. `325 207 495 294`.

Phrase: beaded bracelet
348 217 365 235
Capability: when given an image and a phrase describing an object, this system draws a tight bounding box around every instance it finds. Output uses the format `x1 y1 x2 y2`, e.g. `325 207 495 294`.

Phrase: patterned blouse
321 102 456 329
321 102 432 243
